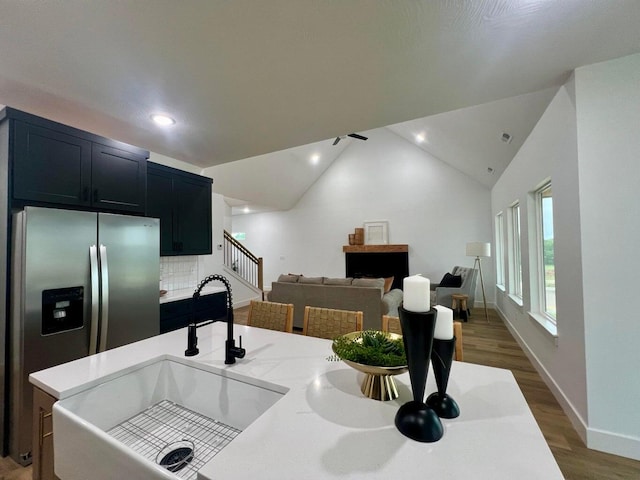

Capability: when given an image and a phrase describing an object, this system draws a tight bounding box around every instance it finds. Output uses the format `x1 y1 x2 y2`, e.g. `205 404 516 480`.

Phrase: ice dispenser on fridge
41 287 84 335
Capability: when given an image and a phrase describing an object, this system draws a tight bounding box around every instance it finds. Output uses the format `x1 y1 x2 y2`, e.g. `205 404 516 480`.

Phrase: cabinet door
13 120 91 206
32 387 60 480
174 177 212 255
91 143 146 213
147 167 175 255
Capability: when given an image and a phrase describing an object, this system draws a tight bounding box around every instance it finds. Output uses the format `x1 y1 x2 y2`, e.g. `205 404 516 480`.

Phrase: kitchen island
30 322 564 479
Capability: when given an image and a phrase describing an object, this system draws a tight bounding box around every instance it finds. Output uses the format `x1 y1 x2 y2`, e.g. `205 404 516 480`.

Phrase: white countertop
159 285 225 304
30 323 564 479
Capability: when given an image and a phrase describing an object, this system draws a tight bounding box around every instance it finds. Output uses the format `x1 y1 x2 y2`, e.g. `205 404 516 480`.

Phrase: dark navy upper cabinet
91 143 147 213
147 162 212 256
12 120 92 207
5 107 148 214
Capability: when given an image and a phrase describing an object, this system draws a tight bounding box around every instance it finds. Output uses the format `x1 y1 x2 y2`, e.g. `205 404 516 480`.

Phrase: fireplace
343 245 409 291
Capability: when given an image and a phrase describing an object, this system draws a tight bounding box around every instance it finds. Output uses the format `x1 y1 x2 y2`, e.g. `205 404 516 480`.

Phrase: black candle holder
426 337 460 419
394 305 443 442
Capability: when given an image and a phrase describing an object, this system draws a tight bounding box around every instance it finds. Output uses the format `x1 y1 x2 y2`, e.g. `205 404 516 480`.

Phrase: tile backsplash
160 256 199 291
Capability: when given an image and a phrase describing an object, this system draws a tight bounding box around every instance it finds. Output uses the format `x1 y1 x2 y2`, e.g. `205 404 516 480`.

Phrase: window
495 212 505 287
536 183 556 320
510 203 522 299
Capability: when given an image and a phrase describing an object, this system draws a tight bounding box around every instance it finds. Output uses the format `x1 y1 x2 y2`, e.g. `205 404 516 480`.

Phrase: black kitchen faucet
185 274 246 364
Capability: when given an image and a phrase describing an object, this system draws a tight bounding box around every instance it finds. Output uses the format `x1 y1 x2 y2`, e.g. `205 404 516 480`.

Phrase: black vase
426 337 460 419
394 305 443 442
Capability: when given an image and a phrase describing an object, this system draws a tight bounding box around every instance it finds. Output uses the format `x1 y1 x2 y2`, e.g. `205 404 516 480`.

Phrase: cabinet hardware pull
39 411 53 446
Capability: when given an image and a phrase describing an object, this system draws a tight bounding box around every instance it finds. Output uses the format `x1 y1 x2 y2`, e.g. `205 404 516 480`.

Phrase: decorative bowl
332 331 408 401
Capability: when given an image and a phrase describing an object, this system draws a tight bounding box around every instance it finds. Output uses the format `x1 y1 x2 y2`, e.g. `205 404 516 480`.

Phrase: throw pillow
299 276 324 284
324 277 353 286
383 276 394 293
439 272 462 288
277 274 299 283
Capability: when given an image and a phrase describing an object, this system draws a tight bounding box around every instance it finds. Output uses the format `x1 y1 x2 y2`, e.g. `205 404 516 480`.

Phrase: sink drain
156 440 195 473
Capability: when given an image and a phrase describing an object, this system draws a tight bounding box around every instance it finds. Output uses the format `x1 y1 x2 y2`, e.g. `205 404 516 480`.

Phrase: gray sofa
267 274 403 331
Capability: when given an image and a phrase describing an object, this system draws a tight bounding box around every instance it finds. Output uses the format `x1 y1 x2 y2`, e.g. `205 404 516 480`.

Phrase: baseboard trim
587 427 640 461
472 300 496 309
494 305 589 445
496 305 640 460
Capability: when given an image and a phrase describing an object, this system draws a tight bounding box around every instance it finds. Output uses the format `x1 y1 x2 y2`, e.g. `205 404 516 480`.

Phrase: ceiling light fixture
415 133 426 143
150 113 176 126
311 154 320 164
243 206 250 213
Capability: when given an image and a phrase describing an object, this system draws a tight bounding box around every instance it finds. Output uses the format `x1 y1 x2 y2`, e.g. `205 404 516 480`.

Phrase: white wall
230 127 494 303
197 192 259 307
574 53 640 459
491 53 640 461
491 84 588 436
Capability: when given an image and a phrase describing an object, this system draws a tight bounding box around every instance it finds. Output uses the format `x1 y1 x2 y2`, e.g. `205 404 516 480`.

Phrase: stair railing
223 230 263 293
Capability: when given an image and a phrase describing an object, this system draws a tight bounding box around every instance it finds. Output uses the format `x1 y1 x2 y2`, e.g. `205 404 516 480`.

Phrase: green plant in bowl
330 330 408 401
332 330 406 367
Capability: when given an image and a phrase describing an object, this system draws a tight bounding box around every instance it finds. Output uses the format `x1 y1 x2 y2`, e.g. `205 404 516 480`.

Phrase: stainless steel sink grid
107 399 241 479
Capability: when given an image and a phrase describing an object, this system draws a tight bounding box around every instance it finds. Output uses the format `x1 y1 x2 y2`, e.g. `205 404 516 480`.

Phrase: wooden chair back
381 315 464 361
247 300 294 333
381 315 402 335
302 306 363 339
453 321 463 361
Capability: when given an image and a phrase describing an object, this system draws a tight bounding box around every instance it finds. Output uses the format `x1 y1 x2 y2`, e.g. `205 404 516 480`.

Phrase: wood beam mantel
342 244 408 253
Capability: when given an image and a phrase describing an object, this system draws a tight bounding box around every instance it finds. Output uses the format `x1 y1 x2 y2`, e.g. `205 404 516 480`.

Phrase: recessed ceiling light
150 113 176 126
415 133 426 143
243 206 250 213
311 154 320 164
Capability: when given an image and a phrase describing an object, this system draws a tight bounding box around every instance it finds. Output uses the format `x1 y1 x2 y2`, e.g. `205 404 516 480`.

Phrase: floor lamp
466 242 491 323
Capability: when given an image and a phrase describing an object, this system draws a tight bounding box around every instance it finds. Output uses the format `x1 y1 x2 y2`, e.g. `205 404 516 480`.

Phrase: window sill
508 293 523 308
496 284 506 293
528 311 558 346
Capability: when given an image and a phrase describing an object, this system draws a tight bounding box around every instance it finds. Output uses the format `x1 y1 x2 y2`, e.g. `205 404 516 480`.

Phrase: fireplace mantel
342 244 408 253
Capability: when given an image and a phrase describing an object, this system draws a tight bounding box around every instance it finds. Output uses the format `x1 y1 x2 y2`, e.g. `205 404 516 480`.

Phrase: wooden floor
2 307 638 479
460 309 640 479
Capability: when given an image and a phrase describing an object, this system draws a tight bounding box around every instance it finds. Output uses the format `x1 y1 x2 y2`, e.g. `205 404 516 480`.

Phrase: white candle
403 275 430 312
434 305 454 340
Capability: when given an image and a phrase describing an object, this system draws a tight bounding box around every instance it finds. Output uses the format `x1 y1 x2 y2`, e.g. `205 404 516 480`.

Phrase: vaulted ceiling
1 1 639 212
211 86 558 214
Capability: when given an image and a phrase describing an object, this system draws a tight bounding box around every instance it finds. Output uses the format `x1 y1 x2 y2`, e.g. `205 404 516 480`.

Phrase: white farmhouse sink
53 355 287 480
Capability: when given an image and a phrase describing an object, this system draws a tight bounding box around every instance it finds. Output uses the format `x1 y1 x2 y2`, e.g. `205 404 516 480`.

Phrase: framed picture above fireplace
364 221 389 245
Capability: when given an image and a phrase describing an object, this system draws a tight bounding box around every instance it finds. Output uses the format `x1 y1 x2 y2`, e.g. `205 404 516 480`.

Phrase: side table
451 293 469 321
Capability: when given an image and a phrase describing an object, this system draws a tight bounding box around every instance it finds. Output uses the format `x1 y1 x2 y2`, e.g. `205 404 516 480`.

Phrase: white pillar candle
403 275 430 312
434 305 454 340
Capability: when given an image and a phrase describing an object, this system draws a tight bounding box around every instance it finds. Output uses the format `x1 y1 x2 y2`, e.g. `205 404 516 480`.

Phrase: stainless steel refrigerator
9 206 160 465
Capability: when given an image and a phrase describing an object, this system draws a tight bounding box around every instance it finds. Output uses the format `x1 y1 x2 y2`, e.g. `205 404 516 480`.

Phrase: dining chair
381 315 402 335
381 315 464 361
247 300 294 333
302 306 363 339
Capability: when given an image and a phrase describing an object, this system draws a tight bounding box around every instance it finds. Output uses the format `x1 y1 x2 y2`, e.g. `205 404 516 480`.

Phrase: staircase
223 230 263 294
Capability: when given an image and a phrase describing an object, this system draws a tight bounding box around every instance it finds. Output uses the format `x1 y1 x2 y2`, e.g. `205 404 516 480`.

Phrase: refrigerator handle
99 244 110 352
89 245 100 355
